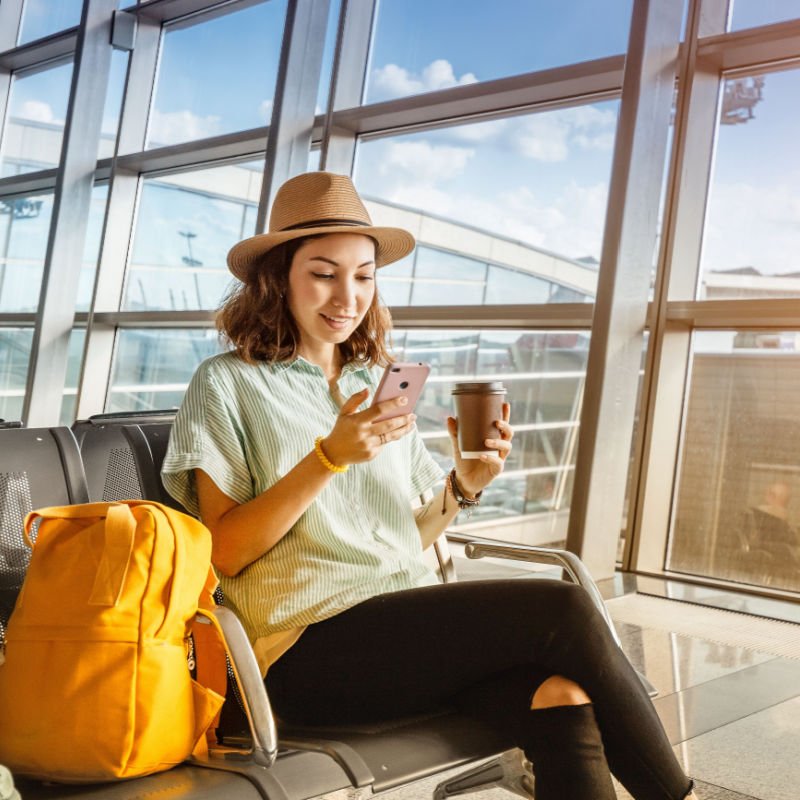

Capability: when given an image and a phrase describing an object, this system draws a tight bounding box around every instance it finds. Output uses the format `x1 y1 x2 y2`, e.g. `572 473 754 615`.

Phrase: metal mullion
117 14 162 155
0 30 78 71
136 0 266 25
93 310 216 327
332 55 625 139
114 127 270 173
630 0 732 577
320 0 376 174
0 1 24 52
75 15 163 419
698 17 800 72
74 171 140 420
255 0 332 233
565 0 684 580
0 169 60 196
666 299 800 328
23 0 121 426
0 313 36 325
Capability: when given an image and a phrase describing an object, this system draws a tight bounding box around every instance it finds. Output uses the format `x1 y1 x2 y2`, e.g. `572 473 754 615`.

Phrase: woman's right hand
322 388 417 467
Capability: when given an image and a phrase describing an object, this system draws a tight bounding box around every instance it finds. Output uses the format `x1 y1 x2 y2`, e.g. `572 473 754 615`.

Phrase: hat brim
227 225 416 280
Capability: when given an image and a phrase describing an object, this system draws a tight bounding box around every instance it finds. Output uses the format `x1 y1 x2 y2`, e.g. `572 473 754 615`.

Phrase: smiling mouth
321 314 354 324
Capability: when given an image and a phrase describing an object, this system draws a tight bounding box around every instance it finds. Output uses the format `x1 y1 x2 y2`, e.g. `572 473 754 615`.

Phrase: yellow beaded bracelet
314 436 349 473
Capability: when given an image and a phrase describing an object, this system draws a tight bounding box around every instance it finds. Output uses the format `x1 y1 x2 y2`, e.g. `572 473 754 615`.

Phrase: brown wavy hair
217 234 393 366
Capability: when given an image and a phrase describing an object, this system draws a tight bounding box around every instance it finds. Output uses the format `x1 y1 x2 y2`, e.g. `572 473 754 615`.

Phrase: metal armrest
201 605 280 767
455 536 659 698
459 537 620 646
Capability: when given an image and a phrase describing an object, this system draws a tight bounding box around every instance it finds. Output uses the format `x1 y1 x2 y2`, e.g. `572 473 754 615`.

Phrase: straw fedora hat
227 171 416 279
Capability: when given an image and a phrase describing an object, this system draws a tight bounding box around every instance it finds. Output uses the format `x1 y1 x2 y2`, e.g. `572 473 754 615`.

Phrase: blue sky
366 0 633 104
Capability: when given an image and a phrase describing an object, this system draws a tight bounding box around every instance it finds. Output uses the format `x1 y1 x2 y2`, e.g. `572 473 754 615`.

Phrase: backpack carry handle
24 503 137 607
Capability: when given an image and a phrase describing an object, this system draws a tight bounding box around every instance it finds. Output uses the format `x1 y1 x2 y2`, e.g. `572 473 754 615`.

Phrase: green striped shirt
162 352 442 644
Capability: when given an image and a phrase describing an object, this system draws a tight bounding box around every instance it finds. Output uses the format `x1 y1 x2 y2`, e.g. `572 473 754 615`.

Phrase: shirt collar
268 356 371 377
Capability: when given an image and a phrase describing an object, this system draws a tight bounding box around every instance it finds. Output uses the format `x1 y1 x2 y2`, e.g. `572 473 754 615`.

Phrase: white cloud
148 109 222 147
18 100 61 125
514 115 571 162
371 59 477 100
703 179 800 274
258 99 273 124
511 105 617 162
381 140 475 183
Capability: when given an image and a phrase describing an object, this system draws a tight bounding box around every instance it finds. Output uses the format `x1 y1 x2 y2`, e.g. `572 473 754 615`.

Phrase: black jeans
266 579 692 800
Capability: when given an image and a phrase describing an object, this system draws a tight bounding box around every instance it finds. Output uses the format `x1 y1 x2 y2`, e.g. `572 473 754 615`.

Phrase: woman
163 171 697 800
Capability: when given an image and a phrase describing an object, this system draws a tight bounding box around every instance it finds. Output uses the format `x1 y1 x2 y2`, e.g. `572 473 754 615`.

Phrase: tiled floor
359 552 800 800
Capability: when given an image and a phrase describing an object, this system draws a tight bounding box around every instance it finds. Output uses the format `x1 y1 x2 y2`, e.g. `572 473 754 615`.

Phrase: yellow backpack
0 501 226 782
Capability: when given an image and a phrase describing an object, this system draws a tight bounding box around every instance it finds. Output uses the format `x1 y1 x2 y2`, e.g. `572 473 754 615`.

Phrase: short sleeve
162 359 254 516
408 427 445 500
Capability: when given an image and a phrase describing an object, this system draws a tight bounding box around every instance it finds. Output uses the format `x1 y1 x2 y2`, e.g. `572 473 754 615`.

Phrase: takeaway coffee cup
451 381 507 459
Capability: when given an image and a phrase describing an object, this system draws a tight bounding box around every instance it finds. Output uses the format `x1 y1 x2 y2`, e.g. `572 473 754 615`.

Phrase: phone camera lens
400 381 409 389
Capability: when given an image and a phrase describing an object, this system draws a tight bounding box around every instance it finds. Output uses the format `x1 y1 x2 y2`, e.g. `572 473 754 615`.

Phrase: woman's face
287 233 377 357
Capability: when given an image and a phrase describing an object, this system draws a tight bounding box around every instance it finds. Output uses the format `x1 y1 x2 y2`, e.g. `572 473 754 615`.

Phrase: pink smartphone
371 362 430 423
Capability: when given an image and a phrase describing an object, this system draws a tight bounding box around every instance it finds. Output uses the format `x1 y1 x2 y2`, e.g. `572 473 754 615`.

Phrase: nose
332 277 358 310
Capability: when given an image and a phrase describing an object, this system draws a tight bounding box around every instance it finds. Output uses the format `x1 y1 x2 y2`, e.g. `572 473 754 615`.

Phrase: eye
357 274 375 282
312 272 334 280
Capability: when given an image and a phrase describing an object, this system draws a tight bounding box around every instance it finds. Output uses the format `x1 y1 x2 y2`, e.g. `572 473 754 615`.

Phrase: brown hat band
281 218 370 232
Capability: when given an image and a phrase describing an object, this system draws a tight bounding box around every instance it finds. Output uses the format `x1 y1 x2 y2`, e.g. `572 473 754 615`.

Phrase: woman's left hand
446 402 513 497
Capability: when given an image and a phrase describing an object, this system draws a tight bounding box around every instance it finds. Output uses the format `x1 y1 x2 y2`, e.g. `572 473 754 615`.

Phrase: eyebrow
308 256 375 269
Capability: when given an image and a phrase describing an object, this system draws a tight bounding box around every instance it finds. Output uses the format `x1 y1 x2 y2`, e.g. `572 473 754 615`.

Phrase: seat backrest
0 427 89 647
72 411 177 505
121 422 188 513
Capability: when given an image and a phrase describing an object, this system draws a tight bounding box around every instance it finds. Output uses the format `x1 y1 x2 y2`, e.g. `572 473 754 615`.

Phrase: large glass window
108 329 225 412
668 330 800 593
107 323 588 546
0 61 73 177
18 0 82 45
366 0 632 104
356 105 615 303
730 0 800 30
394 328 589 545
0 328 31 422
0 192 54 312
699 68 800 300
410 247 486 306
123 160 263 311
146 1 287 149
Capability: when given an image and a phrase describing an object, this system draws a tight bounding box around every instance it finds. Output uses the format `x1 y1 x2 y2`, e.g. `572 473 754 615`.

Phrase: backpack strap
23 503 137 608
192 600 230 753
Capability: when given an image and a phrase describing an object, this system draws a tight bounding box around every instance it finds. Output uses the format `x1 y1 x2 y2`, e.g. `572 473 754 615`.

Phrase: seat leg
433 749 534 799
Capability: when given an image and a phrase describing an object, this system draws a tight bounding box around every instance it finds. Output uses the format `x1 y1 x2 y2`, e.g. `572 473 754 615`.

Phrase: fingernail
399 396 408 405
